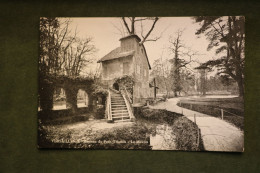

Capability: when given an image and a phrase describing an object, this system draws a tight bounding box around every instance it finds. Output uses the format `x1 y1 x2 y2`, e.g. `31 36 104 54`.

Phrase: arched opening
77 89 89 108
113 82 119 91
53 87 66 110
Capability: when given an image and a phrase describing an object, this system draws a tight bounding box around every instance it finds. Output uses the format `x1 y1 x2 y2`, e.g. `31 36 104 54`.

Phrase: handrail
121 89 135 121
106 90 112 122
123 86 132 104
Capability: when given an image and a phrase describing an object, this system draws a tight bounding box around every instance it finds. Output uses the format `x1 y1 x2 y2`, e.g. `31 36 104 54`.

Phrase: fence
178 102 244 130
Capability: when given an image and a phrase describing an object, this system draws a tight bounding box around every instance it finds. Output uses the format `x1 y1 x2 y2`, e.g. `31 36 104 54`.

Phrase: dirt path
150 98 244 152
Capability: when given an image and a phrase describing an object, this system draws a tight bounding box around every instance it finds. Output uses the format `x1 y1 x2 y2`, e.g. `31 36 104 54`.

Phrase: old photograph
38 17 244 152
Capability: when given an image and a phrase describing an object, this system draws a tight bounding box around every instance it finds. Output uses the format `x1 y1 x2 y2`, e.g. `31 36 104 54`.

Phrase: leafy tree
39 17 61 75
194 16 245 97
179 69 195 95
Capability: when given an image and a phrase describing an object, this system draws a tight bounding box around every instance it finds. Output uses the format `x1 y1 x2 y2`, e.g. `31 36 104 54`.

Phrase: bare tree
168 29 198 96
121 17 160 45
62 37 96 77
39 17 97 78
151 52 172 98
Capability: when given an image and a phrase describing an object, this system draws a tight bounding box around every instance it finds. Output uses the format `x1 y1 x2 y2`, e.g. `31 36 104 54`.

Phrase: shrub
135 107 204 151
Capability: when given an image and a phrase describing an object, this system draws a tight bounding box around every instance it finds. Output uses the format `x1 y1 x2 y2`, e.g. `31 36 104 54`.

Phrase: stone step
112 110 128 113
112 112 129 116
112 106 127 110
112 115 130 119
111 103 126 106
111 102 125 104
111 104 126 106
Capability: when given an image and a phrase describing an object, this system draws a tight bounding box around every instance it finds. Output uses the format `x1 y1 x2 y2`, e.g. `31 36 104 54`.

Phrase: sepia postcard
38 17 244 152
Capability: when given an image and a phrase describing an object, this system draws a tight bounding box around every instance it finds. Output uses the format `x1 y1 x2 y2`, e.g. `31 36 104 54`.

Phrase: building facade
98 35 152 104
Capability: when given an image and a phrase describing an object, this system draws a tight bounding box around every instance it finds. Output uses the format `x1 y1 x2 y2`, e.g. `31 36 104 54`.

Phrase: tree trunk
174 91 178 97
39 83 54 111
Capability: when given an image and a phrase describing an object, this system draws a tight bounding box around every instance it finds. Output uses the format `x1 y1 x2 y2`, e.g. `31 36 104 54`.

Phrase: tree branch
122 17 131 34
140 17 159 45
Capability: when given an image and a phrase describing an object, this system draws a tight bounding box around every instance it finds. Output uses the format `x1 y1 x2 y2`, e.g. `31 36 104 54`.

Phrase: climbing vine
39 74 95 112
114 75 135 95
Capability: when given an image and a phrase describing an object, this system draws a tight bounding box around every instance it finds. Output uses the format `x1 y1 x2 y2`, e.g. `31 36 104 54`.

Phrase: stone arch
53 87 66 110
113 82 119 91
77 89 89 108
39 75 95 114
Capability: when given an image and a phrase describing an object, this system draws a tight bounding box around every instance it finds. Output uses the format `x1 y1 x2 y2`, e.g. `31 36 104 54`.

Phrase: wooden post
194 114 196 124
190 104 192 110
221 109 224 120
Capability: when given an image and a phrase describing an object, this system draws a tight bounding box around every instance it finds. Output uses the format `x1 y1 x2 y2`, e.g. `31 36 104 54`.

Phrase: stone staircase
110 90 131 122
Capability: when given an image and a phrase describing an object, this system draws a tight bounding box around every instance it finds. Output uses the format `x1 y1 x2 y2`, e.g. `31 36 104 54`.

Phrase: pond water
150 124 177 150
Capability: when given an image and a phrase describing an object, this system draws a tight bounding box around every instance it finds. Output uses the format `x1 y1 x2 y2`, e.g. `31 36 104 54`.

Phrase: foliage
135 108 204 151
39 120 152 150
38 74 95 112
92 84 108 97
205 74 238 93
39 17 97 112
40 74 94 89
193 16 245 97
39 17 97 78
114 75 135 95
39 17 60 75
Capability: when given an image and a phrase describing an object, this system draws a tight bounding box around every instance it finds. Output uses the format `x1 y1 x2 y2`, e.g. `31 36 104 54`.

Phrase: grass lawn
38 108 204 151
178 97 244 130
38 120 153 149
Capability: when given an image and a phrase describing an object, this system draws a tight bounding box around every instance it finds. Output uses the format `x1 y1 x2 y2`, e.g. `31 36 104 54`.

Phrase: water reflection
150 124 177 150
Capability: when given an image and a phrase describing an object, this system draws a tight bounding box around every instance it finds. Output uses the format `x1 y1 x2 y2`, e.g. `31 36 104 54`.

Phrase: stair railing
121 87 135 121
106 90 112 122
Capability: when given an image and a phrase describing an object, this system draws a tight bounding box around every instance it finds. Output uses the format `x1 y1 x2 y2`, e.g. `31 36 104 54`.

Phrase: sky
61 17 217 74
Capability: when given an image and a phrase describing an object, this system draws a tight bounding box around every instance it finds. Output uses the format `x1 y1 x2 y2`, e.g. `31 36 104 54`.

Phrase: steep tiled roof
97 47 135 63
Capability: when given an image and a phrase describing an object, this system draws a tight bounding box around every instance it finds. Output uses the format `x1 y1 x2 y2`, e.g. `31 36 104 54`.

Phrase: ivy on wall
39 74 95 113
114 75 135 94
